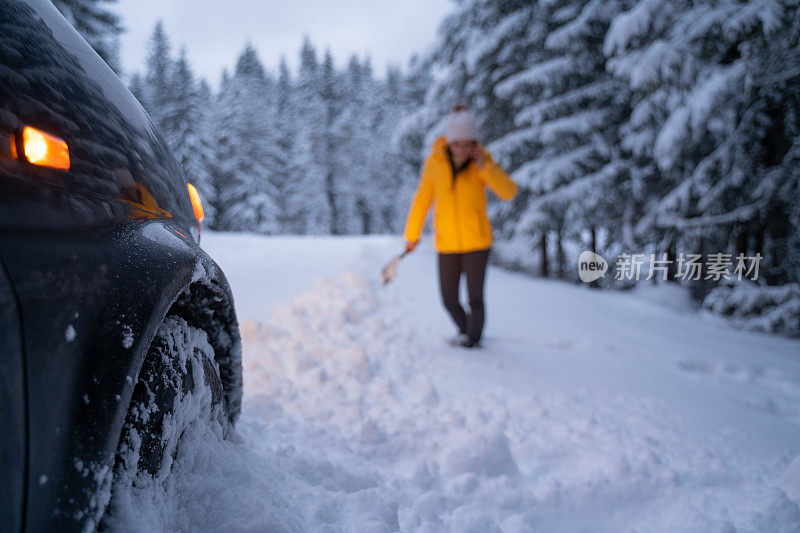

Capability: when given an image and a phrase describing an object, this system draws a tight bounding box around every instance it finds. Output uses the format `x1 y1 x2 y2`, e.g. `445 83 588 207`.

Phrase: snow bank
105 234 800 531
703 282 800 337
238 272 530 530
239 266 799 531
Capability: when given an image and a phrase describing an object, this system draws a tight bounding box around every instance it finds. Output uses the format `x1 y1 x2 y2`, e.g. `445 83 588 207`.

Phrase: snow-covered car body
0 1 242 530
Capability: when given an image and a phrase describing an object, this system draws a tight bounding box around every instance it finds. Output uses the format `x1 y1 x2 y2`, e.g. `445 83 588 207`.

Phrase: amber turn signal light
187 183 205 223
21 126 70 170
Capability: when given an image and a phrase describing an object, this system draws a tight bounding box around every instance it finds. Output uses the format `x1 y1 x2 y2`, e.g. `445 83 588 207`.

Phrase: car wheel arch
68 243 242 530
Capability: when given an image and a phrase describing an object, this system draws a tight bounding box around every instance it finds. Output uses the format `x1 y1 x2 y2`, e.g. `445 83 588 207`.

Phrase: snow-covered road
109 232 800 532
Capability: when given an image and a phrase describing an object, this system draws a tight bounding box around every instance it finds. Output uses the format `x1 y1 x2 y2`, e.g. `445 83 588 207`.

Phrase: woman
403 104 517 348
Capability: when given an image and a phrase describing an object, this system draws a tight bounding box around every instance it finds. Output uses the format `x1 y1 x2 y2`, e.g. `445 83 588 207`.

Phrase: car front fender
0 219 240 531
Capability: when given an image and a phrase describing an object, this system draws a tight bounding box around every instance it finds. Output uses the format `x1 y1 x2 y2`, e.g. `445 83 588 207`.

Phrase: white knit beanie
445 109 480 142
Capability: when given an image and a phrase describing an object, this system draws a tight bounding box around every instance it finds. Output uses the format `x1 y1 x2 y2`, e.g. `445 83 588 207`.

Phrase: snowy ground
110 232 800 532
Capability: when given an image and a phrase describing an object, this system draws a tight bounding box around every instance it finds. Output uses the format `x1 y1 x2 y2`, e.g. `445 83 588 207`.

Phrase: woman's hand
405 240 417 253
471 143 485 169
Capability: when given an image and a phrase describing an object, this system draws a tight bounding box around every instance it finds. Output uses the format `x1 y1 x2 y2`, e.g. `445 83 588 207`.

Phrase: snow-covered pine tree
194 78 218 226
763 3 800 287
366 58 402 234
602 0 676 255
606 0 799 287
492 0 629 278
393 54 435 224
167 48 216 226
467 0 550 271
292 37 332 234
320 50 342 234
273 57 303 233
143 20 173 134
375 65 411 232
352 57 384 234
330 55 366 234
214 44 280 233
209 70 237 229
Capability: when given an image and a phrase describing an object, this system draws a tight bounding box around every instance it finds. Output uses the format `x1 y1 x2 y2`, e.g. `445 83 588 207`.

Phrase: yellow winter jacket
403 137 517 253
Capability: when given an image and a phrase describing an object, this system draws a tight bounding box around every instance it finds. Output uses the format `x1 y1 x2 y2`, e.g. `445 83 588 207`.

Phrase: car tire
115 315 231 480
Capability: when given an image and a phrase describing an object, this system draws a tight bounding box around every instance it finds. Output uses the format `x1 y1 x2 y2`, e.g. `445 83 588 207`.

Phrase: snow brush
380 250 410 286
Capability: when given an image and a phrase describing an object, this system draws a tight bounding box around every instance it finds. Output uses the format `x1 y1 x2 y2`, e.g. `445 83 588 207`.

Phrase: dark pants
438 248 490 343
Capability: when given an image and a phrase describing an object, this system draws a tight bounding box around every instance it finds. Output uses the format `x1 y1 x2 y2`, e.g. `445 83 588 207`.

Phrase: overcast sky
116 0 453 86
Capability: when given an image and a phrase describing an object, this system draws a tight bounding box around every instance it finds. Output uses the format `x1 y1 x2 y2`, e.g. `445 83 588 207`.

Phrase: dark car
0 0 243 530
